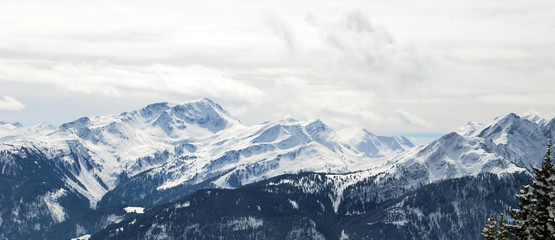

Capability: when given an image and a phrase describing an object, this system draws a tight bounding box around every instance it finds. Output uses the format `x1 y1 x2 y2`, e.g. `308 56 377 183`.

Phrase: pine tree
531 139 555 239
545 139 555 238
497 213 509 240
509 184 535 240
482 213 498 240
504 139 555 240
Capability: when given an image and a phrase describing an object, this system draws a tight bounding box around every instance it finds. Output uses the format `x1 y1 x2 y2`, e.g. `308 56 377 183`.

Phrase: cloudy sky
1 0 555 143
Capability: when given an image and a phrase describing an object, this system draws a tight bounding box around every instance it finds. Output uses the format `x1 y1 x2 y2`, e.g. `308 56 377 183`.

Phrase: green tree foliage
482 214 498 240
487 139 555 240
509 184 535 240
481 213 510 240
530 139 555 239
497 213 509 240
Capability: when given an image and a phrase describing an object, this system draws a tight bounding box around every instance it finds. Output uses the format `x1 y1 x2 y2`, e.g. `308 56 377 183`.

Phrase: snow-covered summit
136 98 240 133
0 121 55 142
299 113 553 211
0 121 23 130
523 113 548 126
458 121 486 136
465 113 553 167
390 132 521 184
58 98 239 137
0 122 22 133
338 128 414 158
366 113 553 191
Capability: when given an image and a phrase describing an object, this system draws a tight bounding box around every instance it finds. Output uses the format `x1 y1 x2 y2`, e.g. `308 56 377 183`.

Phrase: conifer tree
531 139 554 239
545 139 555 238
482 213 498 240
509 184 535 240
497 213 509 240
502 139 555 240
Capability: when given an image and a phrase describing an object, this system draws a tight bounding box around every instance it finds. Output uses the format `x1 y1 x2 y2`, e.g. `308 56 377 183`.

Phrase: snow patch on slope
42 188 68 223
124 206 145 214
225 216 263 231
71 234 91 240
289 199 299 209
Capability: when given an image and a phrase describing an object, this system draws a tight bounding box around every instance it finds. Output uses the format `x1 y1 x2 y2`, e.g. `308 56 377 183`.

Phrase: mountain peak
139 98 228 116
140 102 170 118
523 113 547 126
361 128 376 136
142 99 241 129
166 99 239 132
277 117 299 124
0 121 23 128
336 127 414 158
305 119 335 141
494 112 520 122
196 97 219 107
458 121 486 136
305 119 327 132
59 116 92 130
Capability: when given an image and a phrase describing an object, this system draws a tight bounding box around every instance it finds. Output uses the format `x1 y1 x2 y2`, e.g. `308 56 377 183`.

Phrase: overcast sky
1 0 555 143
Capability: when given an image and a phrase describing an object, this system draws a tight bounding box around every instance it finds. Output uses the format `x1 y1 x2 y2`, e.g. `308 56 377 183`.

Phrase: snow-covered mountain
338 128 414 158
364 112 553 189
2 98 553 240
463 113 553 168
90 113 554 240
0 98 413 239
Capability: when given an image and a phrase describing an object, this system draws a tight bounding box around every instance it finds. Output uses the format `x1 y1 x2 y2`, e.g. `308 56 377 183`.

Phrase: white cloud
0 96 25 111
395 110 431 128
259 9 427 90
0 60 263 104
1 0 554 135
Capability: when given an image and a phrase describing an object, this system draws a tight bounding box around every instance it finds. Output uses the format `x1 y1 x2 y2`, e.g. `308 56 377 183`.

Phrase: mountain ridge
2 100 554 239
0 98 415 240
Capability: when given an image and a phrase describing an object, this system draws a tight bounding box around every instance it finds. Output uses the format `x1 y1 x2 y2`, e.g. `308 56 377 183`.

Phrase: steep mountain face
0 98 413 239
375 113 554 189
1 99 243 213
91 172 528 240
472 113 553 168
0 146 90 240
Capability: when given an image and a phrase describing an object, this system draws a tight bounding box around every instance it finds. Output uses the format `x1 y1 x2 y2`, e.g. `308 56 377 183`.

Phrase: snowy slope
337 128 414 158
5 98 553 240
350 113 552 192
0 122 53 141
0 98 412 210
265 113 552 212
97 117 414 207
1 99 242 208
462 113 552 168
54 112 554 240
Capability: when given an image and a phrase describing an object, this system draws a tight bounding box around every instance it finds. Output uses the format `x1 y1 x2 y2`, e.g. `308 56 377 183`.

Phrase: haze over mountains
0 99 553 239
